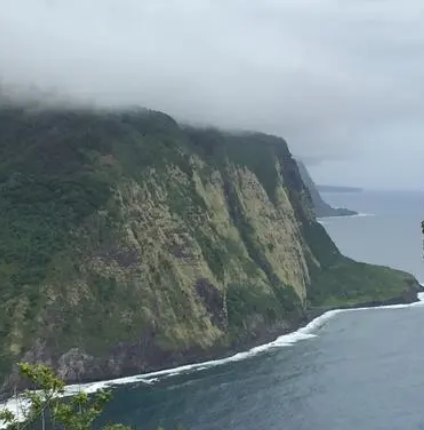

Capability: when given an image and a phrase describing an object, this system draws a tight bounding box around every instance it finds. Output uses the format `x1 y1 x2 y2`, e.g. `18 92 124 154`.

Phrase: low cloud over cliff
1 0 424 186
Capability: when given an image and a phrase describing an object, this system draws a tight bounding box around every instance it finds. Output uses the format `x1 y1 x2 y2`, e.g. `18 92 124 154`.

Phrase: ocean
3 189 424 430
319 189 424 281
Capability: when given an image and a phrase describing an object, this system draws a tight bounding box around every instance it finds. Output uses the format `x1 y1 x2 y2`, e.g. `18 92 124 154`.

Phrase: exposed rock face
0 107 420 396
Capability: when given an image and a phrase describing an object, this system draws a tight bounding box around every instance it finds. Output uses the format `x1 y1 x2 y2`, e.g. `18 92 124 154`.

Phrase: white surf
1 288 423 427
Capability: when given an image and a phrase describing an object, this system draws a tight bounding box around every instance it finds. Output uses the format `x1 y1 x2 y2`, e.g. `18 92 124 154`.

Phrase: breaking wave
2 289 424 426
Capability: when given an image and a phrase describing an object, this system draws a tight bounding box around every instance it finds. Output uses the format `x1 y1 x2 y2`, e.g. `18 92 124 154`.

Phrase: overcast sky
1 0 424 190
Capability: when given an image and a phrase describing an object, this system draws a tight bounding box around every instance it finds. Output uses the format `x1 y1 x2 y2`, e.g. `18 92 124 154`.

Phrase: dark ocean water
93 190 424 430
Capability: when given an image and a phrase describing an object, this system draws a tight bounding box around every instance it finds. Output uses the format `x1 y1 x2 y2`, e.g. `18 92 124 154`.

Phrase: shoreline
70 284 424 389
317 212 374 222
2 285 422 417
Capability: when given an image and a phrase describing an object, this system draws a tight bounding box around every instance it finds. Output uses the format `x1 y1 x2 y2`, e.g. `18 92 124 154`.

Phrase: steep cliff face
296 160 357 217
0 107 419 392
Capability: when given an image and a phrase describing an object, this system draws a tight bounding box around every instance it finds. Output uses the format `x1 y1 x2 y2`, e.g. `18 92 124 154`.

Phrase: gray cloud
1 0 424 187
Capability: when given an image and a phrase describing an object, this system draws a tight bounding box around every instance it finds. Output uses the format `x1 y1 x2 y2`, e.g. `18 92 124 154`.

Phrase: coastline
317 212 374 222
1 283 422 420
69 282 424 388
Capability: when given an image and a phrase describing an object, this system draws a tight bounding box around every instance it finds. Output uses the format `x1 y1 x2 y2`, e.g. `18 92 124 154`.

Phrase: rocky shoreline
2 282 421 401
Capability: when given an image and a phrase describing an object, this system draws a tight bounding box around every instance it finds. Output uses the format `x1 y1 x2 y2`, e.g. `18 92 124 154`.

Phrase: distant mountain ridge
317 185 363 193
296 160 358 217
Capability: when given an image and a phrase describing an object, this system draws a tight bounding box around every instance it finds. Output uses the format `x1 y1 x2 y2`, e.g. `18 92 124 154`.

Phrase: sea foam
317 212 375 226
2 288 424 426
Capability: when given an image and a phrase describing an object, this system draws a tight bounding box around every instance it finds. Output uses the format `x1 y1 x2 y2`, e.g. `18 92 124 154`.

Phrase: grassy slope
309 258 418 308
0 106 419 385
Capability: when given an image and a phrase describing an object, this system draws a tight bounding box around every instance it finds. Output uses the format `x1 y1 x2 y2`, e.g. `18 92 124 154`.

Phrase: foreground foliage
0 363 133 430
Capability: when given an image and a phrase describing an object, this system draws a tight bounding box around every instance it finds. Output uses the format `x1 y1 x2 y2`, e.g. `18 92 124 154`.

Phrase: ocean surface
319 189 424 281
4 189 424 430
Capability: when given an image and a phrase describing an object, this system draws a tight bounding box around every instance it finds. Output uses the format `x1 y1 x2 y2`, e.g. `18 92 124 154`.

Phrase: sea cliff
0 106 420 394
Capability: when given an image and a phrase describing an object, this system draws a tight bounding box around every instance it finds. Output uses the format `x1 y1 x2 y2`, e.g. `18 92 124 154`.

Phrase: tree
0 363 133 430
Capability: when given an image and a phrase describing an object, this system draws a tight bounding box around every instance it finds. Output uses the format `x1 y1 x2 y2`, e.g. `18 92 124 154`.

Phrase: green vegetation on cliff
309 258 419 308
0 106 419 393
